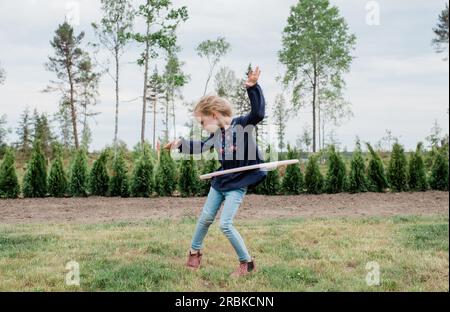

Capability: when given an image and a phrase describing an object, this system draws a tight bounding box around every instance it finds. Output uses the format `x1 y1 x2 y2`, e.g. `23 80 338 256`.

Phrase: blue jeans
191 186 251 262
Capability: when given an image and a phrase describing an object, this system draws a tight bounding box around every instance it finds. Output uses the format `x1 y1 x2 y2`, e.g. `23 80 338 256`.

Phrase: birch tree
279 0 356 152
92 0 134 151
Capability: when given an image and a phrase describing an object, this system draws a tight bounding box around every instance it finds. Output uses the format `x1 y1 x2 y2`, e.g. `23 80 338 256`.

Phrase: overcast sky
0 0 448 152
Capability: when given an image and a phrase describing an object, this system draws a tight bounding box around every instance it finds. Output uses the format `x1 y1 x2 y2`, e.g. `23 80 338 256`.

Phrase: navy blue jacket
178 83 267 191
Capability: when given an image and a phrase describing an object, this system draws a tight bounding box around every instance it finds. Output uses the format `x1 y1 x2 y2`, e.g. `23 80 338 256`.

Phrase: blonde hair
194 95 233 117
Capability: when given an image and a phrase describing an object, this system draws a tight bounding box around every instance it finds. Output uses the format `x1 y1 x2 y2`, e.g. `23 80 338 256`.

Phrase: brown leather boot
230 259 257 278
186 250 202 270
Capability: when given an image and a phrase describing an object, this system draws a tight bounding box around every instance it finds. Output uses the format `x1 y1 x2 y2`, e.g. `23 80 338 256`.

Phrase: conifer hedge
407 142 428 191
110 150 130 197
429 147 449 191
281 146 303 195
366 143 389 192
89 150 110 196
23 141 47 198
131 149 154 197
304 154 324 194
325 145 347 194
178 156 200 197
387 142 408 192
0 148 20 198
48 147 68 197
155 148 178 196
348 140 368 193
69 149 89 197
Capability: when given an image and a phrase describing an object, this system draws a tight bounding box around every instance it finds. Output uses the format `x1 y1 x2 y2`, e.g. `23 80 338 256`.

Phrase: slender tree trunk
67 69 79 150
172 100 176 140
82 103 87 138
312 63 317 153
317 83 321 152
69 93 79 149
114 46 119 153
164 95 170 143
322 118 326 150
141 21 151 147
153 95 157 148
203 66 214 96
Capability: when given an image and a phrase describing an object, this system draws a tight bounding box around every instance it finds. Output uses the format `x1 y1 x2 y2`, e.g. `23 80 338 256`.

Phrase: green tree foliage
0 148 20 198
196 37 231 96
131 148 155 197
0 60 5 85
366 143 389 192
110 150 130 197
48 145 67 197
69 149 89 197
254 145 280 195
281 146 303 195
178 156 199 197
32 111 54 159
230 64 252 118
432 3 449 55
16 107 33 155
325 145 347 193
0 114 10 153
304 154 324 194
429 147 449 191
89 150 110 196
23 141 47 198
387 142 408 192
256 167 281 195
348 140 368 193
407 142 428 192
214 66 239 98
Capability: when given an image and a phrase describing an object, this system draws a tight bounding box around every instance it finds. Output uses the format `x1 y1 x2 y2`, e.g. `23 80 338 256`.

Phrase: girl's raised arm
238 66 265 126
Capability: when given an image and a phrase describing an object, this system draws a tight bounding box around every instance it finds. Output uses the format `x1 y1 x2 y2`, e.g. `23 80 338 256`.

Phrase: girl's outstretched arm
177 133 215 155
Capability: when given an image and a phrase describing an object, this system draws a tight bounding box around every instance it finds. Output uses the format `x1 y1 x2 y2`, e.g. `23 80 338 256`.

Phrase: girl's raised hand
163 138 181 150
244 66 261 88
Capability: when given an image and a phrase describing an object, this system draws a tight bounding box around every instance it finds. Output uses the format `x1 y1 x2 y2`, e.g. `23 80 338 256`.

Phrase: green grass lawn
0 215 448 291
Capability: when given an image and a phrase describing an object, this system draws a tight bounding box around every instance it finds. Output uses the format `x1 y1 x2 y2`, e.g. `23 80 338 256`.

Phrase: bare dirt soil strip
0 191 448 224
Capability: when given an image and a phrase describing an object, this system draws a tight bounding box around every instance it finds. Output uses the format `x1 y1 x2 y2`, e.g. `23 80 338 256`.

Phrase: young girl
164 66 267 277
